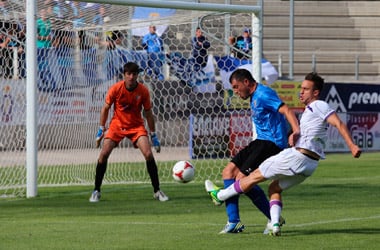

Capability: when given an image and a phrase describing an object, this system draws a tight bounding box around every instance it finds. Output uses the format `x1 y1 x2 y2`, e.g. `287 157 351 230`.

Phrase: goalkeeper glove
96 126 105 148
150 132 161 153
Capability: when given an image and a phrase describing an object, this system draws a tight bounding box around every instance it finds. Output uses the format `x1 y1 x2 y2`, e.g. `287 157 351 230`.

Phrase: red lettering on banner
229 113 252 157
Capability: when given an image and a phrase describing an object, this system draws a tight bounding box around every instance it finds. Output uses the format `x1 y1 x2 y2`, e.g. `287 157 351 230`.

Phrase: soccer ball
172 160 195 183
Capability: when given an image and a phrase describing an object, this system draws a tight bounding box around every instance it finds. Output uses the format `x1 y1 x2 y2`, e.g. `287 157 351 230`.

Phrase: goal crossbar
74 0 261 14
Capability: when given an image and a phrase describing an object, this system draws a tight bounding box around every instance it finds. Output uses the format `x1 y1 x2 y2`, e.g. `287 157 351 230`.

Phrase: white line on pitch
119 214 380 227
41 214 378 227
286 214 380 228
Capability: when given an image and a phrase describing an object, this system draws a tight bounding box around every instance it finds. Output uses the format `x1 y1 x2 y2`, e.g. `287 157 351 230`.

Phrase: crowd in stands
0 1 104 80
0 1 253 91
229 28 252 59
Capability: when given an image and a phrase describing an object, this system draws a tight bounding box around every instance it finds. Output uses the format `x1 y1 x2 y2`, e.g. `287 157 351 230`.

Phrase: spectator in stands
0 25 11 78
43 0 54 18
142 25 165 81
0 22 18 79
37 8 52 49
13 19 26 79
92 5 108 40
191 27 210 69
12 21 26 79
92 5 106 26
52 28 75 89
78 30 100 86
70 2 85 29
91 5 113 47
100 30 125 80
229 27 252 59
110 31 125 79
52 0 70 19
36 8 56 91
0 22 12 78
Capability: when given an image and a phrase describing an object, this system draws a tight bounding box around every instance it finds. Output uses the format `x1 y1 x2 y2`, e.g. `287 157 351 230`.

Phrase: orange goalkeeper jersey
106 80 152 130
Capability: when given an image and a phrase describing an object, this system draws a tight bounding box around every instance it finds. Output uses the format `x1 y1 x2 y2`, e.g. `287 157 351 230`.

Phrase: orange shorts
105 124 148 147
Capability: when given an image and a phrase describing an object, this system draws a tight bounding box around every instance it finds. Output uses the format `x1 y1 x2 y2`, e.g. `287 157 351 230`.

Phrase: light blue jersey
142 33 163 53
250 84 288 149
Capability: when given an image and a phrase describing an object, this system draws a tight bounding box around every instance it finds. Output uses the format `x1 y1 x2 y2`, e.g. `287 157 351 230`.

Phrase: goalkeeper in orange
89 62 169 202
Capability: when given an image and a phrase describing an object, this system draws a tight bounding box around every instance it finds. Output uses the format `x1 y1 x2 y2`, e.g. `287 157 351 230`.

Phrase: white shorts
258 147 319 190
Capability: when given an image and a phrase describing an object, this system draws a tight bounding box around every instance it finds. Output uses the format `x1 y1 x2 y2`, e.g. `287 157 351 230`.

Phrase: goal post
1 0 262 198
26 0 38 198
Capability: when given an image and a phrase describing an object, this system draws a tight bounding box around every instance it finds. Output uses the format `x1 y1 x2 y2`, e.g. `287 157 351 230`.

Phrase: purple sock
234 180 244 193
270 200 283 208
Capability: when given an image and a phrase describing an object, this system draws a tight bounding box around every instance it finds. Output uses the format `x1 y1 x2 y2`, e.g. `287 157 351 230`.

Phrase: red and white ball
172 160 195 183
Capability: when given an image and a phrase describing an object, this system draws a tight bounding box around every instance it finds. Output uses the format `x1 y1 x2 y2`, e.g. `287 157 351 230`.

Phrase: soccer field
1 152 379 250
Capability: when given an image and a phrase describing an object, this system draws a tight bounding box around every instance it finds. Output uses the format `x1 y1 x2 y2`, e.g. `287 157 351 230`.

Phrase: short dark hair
305 72 324 93
123 62 140 74
229 68 256 84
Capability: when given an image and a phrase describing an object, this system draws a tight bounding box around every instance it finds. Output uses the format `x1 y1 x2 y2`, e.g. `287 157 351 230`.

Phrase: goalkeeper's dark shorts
231 139 282 176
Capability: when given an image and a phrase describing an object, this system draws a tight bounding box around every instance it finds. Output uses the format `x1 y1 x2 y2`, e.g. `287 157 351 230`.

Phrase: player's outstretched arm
326 113 361 158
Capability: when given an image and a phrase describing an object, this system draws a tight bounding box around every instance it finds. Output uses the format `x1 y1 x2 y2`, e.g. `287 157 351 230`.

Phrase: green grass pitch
1 152 379 250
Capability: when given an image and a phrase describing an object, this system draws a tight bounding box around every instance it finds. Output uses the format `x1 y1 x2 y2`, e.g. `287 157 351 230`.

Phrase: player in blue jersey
206 72 361 235
210 68 300 234
142 25 165 81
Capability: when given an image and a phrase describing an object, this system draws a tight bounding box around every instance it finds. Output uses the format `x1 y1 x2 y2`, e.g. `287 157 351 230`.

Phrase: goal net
0 0 261 197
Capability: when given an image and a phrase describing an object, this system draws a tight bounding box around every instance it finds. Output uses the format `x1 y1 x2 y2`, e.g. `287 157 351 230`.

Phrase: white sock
269 199 282 225
218 182 240 201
